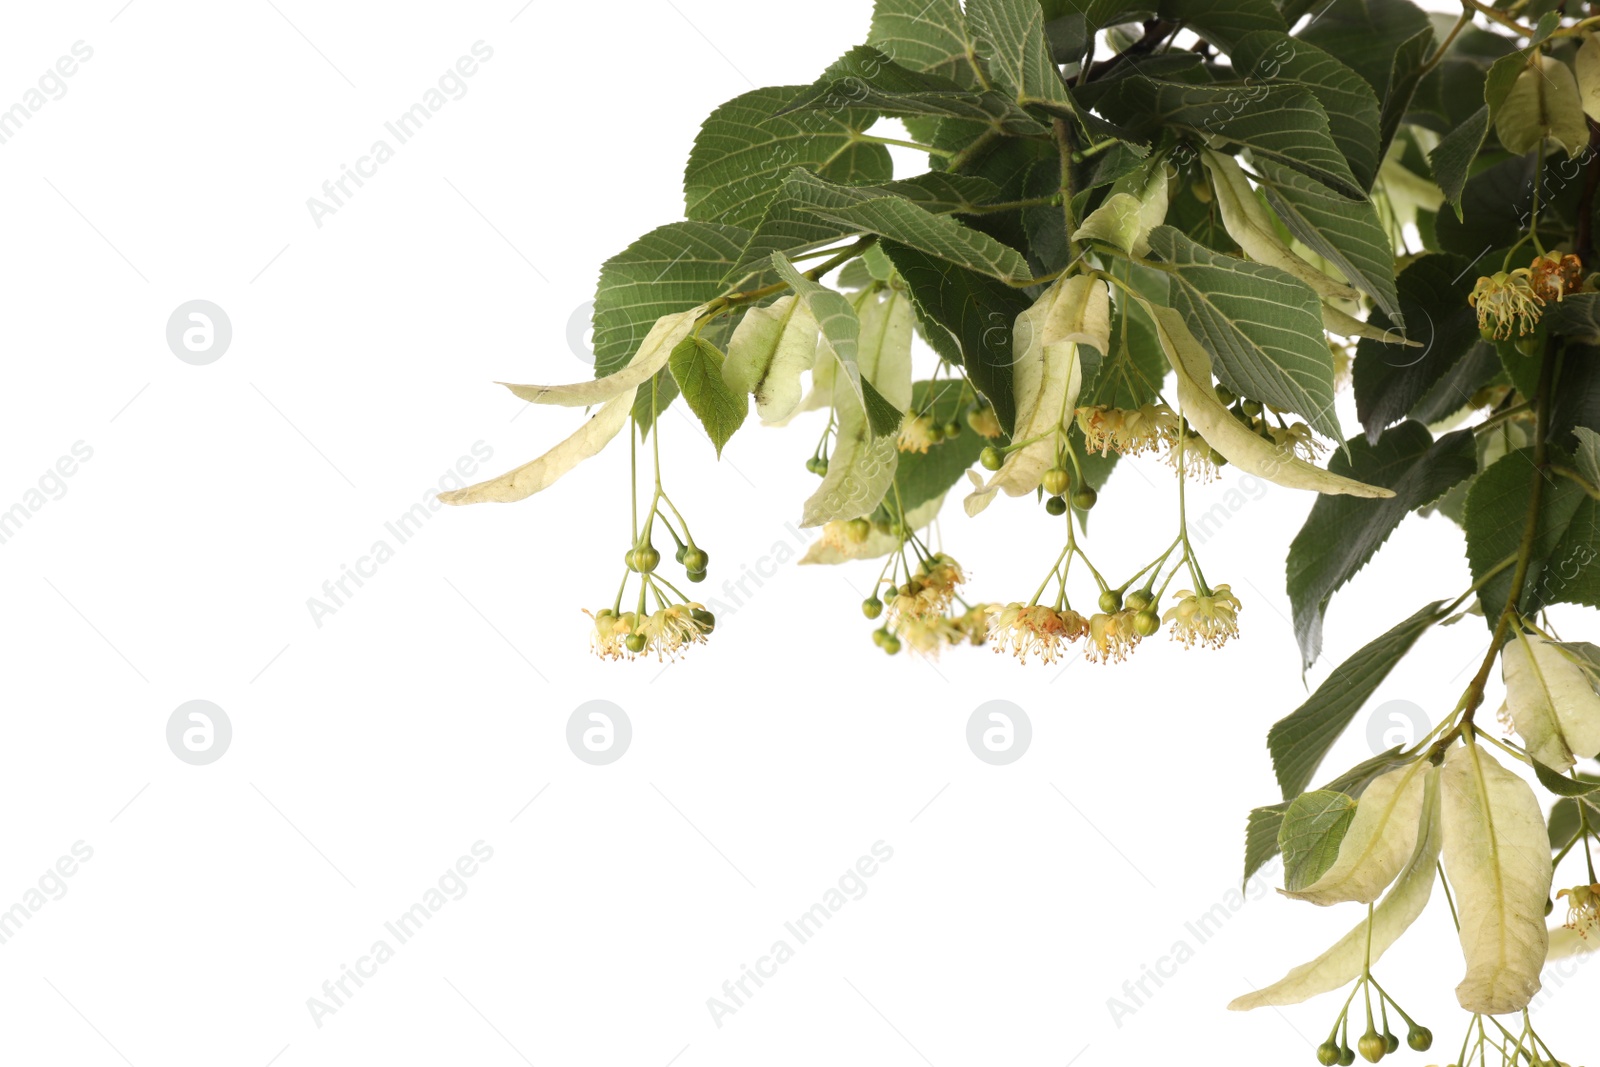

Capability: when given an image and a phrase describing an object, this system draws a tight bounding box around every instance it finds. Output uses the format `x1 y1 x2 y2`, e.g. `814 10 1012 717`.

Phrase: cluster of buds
586 604 715 661
866 552 989 657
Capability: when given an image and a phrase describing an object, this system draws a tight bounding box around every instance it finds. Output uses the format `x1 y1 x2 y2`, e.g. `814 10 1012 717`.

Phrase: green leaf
1107 77 1362 199
1297 0 1433 99
1280 791 1358 892
1147 225 1341 442
880 241 1034 434
867 0 980 87
1254 158 1400 322
1464 447 1589 621
1244 746 1415 883
1532 759 1600 797
1230 31 1382 191
860 375 904 438
1269 601 1446 799
1544 293 1600 344
782 46 1045 134
785 170 1034 284
1429 106 1490 218
965 0 1074 111
593 221 748 377
1575 427 1600 487
1548 794 1600 847
668 336 747 456
1353 254 1487 442
1375 28 1434 162
1287 424 1476 668
1435 154 1573 260
1495 55 1588 157
769 253 864 403
683 86 891 231
1546 496 1600 609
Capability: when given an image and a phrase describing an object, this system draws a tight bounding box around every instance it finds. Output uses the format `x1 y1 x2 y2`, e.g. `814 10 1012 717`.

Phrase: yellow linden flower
585 608 636 660
1468 269 1544 340
1268 422 1326 462
1163 428 1220 482
888 554 966 622
1076 402 1179 457
1163 585 1242 649
1083 609 1142 664
967 404 1003 439
1557 883 1600 940
988 602 1088 664
897 412 938 454
635 603 713 660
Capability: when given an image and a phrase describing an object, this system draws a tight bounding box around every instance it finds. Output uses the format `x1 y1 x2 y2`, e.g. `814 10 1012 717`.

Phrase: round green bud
1044 495 1067 516
1210 447 1228 468
926 423 945 444
632 545 660 573
871 627 890 647
845 518 871 543
1242 399 1263 417
1098 589 1123 613
1125 588 1154 612
1406 1028 1432 1052
1071 486 1098 510
1317 1042 1342 1066
888 521 908 539
625 549 638 571
882 634 902 655
806 456 829 475
1545 896 1554 916
942 419 961 438
1384 1033 1398 1054
624 633 648 653
1042 467 1071 496
683 548 709 572
686 568 707 583
1357 1031 1387 1063
863 597 884 619
900 581 918 598
979 446 1004 471
1338 1045 1355 1066
1133 609 1161 636
691 607 715 628
675 545 688 564
1214 383 1237 405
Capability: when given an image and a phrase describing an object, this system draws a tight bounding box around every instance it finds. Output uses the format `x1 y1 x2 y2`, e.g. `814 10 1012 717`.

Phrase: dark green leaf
592 221 748 377
1533 759 1600 797
860 375 904 438
966 0 1075 111
880 379 991 517
1268 601 1446 798
1230 31 1382 191
1244 745 1413 883
684 86 891 231
1544 497 1600 610
1288 425 1475 667
1279 790 1358 892
1429 106 1489 218
1547 795 1600 848
1463 447 1588 621
881 241 1033 434
1376 27 1433 162
1297 0 1433 98
868 0 981 87
1148 225 1341 442
1253 158 1400 321
782 46 1045 134
1435 154 1574 259
1545 293 1600 344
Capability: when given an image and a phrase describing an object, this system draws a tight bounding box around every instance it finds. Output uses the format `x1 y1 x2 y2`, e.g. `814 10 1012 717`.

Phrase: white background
0 2 1593 1065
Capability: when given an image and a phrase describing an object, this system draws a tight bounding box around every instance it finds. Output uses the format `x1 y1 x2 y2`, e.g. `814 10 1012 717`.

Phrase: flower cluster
586 604 714 661
988 603 1089 664
1163 585 1242 649
1077 402 1179 457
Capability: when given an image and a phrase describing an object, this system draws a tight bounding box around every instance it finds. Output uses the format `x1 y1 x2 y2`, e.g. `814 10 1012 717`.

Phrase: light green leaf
771 253 864 402
868 0 980 87
1254 158 1401 324
1440 741 1553 1016
1148 226 1343 443
1143 301 1393 498
786 170 1033 284
1503 630 1600 774
1268 601 1447 798
1279 790 1358 893
439 390 636 505
965 0 1074 111
1575 426 1600 486
669 336 747 457
1495 55 1588 158
1284 761 1430 905
1232 767 1441 1010
1577 32 1600 121
593 222 747 377
684 86 891 231
504 305 708 408
1072 162 1167 256
723 295 820 424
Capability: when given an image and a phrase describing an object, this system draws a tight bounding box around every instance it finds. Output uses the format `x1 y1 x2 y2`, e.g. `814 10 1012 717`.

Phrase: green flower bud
1338 1045 1354 1066
882 634 902 655
631 545 660 573
1357 1030 1386 1063
1133 609 1160 636
1045 495 1067 516
1071 486 1098 510
683 548 709 572
1317 1042 1341 1066
686 568 707 583
1098 589 1123 613
926 423 945 443
845 518 871 543
871 627 890 648
979 446 1004 471
1406 1028 1431 1052
863 597 884 619
1125 589 1153 612
690 607 715 632
806 456 829 475
1242 398 1263 417
1384 1033 1398 1055
1041 467 1071 496
1214 383 1237 405
941 419 961 438
624 633 647 653
675 545 688 563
